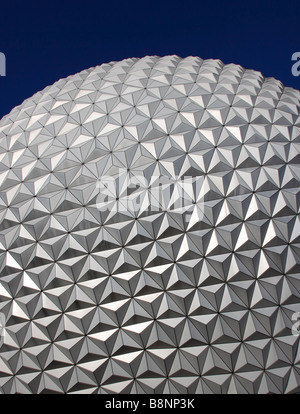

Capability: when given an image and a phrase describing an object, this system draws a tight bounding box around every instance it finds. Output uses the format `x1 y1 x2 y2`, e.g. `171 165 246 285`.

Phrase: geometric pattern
0 55 300 393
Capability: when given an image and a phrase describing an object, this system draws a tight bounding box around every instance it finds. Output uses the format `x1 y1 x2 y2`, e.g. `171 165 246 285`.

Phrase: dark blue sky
0 0 299 120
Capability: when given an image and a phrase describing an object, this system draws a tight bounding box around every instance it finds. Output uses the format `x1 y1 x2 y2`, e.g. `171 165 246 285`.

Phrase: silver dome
0 55 300 394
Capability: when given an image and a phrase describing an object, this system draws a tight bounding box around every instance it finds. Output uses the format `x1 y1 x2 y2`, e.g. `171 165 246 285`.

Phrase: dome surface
0 55 300 394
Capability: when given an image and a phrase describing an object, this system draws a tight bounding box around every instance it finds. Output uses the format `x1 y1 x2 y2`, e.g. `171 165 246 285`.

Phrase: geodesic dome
0 55 300 394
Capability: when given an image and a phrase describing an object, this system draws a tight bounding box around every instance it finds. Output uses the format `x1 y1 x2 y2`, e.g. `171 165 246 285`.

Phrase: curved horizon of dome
1 55 298 125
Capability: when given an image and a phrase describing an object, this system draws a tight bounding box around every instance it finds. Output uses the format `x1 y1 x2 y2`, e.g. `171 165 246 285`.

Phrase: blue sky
0 0 299 119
